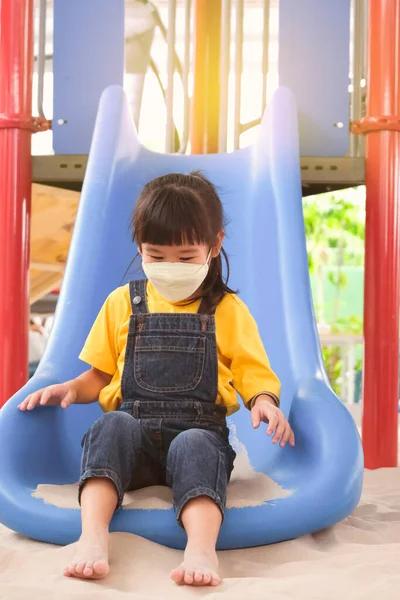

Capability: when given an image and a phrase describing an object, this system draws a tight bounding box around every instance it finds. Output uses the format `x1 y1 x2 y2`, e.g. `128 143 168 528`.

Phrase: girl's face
141 231 224 265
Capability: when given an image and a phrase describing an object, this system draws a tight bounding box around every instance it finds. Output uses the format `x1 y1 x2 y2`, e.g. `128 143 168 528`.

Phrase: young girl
18 172 294 587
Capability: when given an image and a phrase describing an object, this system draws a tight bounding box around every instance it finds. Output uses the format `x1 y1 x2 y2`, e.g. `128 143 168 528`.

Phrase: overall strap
128 280 149 314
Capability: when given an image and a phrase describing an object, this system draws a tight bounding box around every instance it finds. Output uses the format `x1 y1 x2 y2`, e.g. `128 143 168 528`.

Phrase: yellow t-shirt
79 282 280 416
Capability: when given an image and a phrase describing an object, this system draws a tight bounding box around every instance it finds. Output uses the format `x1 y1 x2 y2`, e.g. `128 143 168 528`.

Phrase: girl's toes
194 571 203 584
184 570 195 585
75 562 85 575
170 568 185 584
83 561 94 577
93 560 110 578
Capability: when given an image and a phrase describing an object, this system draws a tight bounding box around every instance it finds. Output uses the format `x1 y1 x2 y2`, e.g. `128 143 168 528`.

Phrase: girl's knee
82 411 140 450
93 411 139 434
168 429 223 475
169 429 227 467
170 428 215 452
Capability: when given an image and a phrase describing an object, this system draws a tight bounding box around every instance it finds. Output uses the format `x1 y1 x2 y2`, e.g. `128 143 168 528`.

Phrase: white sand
1 468 399 599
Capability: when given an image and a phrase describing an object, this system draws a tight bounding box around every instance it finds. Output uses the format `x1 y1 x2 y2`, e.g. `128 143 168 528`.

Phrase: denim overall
79 280 236 523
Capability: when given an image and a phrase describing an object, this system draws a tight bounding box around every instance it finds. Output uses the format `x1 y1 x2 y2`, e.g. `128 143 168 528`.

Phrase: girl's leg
167 428 233 586
64 478 117 579
65 411 154 580
171 496 222 586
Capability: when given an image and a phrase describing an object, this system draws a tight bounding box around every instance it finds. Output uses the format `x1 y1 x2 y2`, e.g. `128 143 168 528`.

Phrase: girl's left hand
251 397 295 448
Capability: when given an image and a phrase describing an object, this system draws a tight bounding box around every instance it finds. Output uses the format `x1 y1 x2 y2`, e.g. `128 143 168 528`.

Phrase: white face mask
142 250 212 303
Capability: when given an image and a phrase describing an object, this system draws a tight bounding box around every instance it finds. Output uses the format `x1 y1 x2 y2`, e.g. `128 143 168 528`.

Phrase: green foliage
303 191 365 278
322 346 342 395
332 315 363 335
322 345 363 398
304 188 365 396
328 270 347 289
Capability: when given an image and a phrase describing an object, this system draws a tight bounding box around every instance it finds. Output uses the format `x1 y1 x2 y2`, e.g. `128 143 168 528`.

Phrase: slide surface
0 86 363 549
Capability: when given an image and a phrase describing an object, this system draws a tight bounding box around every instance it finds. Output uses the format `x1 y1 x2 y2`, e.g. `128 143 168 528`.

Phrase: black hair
131 171 236 310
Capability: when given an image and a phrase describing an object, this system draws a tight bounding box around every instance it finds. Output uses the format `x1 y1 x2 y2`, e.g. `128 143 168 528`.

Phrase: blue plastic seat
0 86 363 549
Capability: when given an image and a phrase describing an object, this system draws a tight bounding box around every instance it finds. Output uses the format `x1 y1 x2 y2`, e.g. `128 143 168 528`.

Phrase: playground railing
319 333 363 405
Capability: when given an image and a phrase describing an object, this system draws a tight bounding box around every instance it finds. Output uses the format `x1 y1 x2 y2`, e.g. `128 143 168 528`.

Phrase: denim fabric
80 280 236 523
79 410 235 522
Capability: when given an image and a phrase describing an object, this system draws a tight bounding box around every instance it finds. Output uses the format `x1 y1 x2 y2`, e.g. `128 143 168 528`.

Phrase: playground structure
0 84 364 548
0 0 398 546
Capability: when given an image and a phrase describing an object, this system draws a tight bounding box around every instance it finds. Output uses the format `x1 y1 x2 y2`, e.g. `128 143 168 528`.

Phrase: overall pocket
134 334 206 393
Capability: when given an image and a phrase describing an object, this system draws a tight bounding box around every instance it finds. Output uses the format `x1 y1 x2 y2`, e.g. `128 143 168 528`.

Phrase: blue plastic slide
0 86 363 549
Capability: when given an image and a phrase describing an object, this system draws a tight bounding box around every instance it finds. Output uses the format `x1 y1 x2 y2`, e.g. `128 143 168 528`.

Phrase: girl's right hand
18 383 77 411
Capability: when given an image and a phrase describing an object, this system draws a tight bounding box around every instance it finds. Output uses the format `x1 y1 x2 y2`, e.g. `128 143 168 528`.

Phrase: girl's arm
69 367 112 403
19 289 123 412
18 367 112 411
222 296 281 408
217 294 294 447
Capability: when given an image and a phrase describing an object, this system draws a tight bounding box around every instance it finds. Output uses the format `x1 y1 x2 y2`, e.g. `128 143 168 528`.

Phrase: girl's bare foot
63 531 110 580
170 547 221 586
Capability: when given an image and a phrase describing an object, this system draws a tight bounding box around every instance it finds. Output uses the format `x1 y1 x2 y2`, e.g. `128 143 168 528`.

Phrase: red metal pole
191 0 222 154
0 0 34 407
360 0 400 467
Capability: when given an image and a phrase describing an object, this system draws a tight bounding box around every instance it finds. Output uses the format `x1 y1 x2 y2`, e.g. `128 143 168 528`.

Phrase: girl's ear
212 231 225 258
